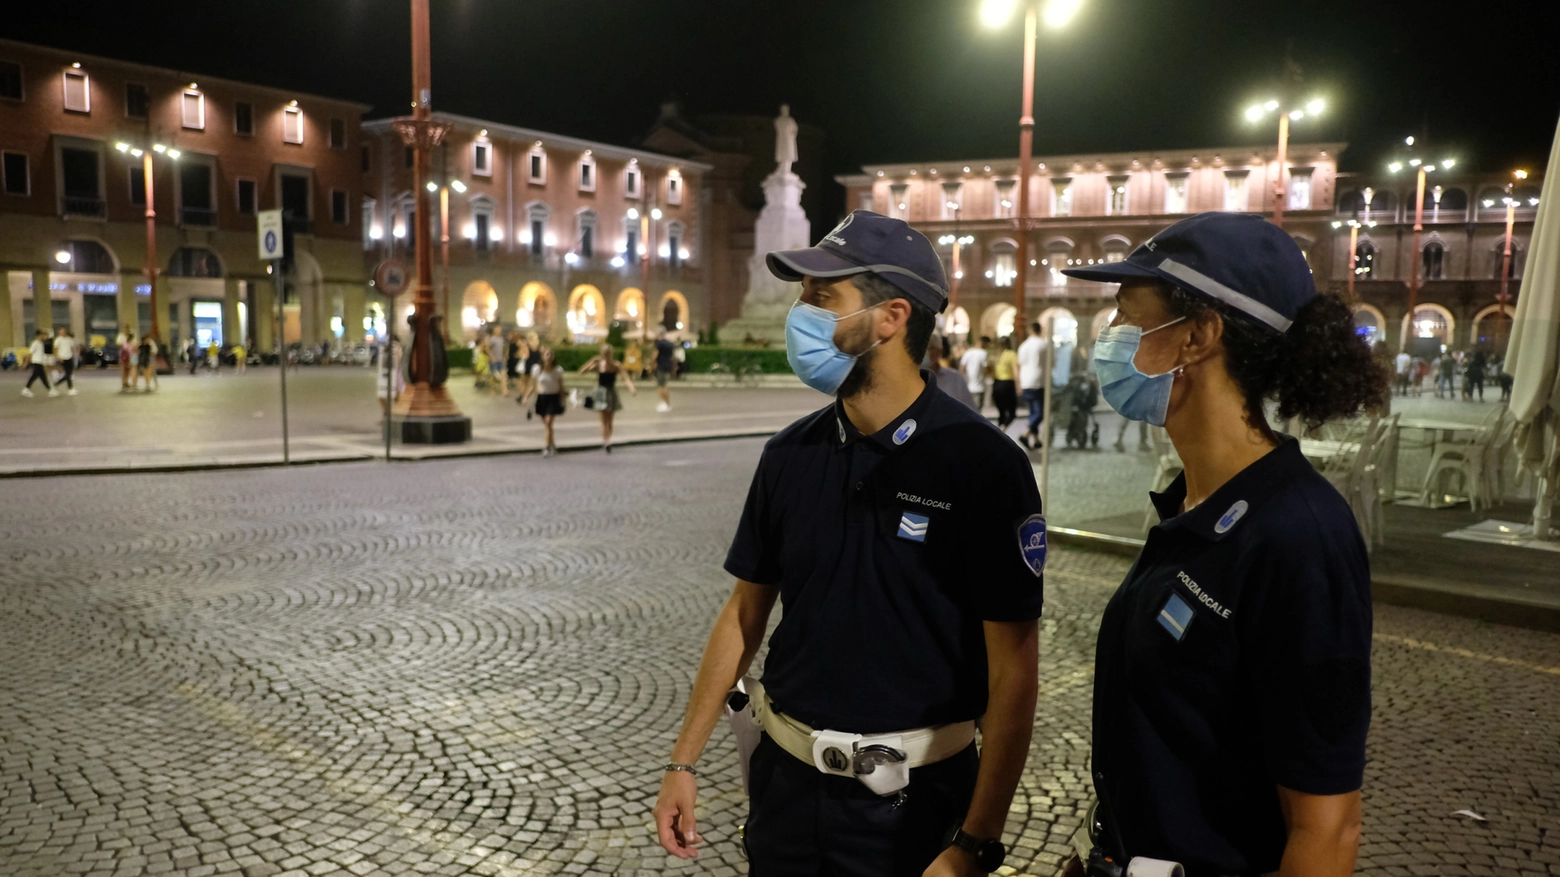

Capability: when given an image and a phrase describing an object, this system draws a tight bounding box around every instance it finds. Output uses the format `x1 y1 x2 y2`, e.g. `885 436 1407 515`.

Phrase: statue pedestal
725 171 810 344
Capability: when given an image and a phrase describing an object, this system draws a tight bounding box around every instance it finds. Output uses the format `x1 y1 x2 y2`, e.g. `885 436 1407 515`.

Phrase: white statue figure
775 104 799 176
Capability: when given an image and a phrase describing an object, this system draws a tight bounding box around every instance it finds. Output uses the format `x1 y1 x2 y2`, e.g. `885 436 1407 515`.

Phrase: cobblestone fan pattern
1 438 1557 877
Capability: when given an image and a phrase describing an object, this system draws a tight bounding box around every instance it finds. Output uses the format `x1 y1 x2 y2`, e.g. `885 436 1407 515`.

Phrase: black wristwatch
943 825 1006 873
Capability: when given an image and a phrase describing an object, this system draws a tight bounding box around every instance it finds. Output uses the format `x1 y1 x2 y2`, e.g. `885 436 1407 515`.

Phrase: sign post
258 210 290 463
373 259 410 462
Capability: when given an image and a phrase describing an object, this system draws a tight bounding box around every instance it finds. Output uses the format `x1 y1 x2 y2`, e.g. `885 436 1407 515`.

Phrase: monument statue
725 105 813 337
775 104 799 177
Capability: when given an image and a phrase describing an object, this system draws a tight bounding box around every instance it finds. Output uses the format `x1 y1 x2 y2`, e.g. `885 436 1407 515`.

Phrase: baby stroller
1063 373 1100 449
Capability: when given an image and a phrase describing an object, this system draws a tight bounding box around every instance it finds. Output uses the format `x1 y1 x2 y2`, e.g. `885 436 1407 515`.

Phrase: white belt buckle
810 729 861 776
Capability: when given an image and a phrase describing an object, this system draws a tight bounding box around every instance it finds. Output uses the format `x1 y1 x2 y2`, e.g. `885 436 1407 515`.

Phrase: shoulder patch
1017 514 1047 577
1214 500 1249 535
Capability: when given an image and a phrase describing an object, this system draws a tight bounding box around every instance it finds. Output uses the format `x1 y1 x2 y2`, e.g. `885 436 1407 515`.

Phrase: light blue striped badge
1157 592 1195 641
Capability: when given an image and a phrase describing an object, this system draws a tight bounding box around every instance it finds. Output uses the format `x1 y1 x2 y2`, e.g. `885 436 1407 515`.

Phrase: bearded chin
836 344 877 399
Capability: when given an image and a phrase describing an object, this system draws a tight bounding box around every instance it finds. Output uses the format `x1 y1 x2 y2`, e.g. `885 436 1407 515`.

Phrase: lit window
181 90 204 130
1106 175 1128 216
579 155 596 192
941 182 962 219
1051 179 1073 217
666 169 683 206
63 70 90 113
1048 243 1072 285
889 184 909 219
995 180 1015 218
1223 171 1248 211
991 242 1017 287
472 137 492 177
1164 173 1188 214
283 107 303 144
1287 168 1313 210
625 164 641 198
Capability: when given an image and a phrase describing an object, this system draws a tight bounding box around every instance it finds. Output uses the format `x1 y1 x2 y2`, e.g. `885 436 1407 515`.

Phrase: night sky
11 0 1560 215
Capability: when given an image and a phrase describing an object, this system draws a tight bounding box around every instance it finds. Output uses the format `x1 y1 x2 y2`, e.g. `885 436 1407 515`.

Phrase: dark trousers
992 380 1017 427
26 364 50 389
59 359 75 388
1023 387 1045 434
746 735 978 876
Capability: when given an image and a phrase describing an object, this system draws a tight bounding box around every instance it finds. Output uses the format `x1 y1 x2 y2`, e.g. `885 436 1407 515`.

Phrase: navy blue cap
766 210 949 313
1061 212 1315 332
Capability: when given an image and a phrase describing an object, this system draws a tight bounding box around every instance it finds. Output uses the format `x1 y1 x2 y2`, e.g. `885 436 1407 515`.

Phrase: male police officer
652 210 1047 876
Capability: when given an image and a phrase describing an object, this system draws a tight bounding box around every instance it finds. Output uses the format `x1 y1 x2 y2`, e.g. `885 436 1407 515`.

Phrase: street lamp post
387 0 470 443
1243 97 1324 228
115 140 179 368
1387 138 1455 350
939 231 975 326
1499 170 1529 332
982 0 1082 329
429 178 466 326
1333 219 1362 302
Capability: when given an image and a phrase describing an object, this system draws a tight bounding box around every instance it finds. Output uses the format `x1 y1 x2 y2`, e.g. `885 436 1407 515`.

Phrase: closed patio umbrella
1505 113 1560 541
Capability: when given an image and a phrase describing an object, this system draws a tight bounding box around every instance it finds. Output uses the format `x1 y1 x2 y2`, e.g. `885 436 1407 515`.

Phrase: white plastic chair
1420 407 1505 510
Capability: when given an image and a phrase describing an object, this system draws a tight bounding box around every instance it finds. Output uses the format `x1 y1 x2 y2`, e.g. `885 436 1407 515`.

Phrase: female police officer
1060 213 1388 877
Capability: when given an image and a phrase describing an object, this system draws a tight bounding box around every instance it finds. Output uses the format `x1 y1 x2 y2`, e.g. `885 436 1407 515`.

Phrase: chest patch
893 418 917 445
898 512 929 542
1157 592 1195 641
1214 500 1249 534
1017 514 1047 576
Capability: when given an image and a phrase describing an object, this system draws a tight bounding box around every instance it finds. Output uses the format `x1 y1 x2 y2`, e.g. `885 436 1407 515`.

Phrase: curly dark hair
1164 286 1390 436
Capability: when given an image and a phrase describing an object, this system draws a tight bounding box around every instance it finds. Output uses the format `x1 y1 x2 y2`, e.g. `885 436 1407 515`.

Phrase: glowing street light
1387 136 1457 348
54 249 72 264
981 0 1085 328
1242 96 1325 228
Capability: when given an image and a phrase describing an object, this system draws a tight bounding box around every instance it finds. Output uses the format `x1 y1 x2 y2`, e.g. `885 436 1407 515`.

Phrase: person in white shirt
959 335 991 413
21 330 58 398
1016 321 1048 449
52 328 79 395
1394 350 1411 396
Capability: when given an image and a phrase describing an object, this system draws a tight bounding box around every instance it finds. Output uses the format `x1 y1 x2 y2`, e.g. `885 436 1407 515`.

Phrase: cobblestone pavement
3 439 1558 877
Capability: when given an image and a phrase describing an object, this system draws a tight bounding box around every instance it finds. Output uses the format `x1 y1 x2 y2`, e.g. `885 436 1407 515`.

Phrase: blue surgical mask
785 300 882 395
1092 318 1186 427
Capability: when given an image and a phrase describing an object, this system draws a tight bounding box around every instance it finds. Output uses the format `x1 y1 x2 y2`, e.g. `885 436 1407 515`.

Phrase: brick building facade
0 38 369 354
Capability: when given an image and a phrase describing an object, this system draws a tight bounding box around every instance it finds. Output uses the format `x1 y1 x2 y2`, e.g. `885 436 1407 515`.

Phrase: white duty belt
741 677 976 796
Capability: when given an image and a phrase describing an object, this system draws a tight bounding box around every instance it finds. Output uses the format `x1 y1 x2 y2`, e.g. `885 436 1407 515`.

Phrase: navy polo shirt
725 373 1046 734
1091 439 1373 876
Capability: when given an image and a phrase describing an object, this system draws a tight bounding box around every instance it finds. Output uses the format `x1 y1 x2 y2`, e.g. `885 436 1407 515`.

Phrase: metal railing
181 207 217 227
60 196 105 218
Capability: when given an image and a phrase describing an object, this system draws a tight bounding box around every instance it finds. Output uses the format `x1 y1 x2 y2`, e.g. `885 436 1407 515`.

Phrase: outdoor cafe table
1394 417 1486 507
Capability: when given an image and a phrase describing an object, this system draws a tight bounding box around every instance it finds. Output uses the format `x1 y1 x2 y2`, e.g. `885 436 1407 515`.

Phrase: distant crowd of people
1387 344 1512 402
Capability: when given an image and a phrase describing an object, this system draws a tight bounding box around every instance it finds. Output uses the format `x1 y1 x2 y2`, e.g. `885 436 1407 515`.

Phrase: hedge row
447 345 793 375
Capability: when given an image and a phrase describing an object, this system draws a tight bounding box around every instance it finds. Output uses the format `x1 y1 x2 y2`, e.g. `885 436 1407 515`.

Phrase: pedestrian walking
960 334 990 413
137 335 158 391
1060 212 1382 877
654 210 1044 877
118 331 137 390
1465 349 1487 401
485 324 508 395
523 348 566 457
232 340 247 374
1017 320 1048 448
21 329 58 397
928 332 976 409
207 340 221 372
992 335 1019 428
505 330 522 390
1435 352 1455 398
580 343 635 452
653 328 676 413
186 338 199 375
1394 348 1411 395
52 327 79 395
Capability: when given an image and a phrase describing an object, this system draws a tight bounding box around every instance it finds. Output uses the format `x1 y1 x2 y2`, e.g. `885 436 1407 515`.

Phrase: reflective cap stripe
1157 257 1292 332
